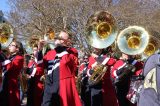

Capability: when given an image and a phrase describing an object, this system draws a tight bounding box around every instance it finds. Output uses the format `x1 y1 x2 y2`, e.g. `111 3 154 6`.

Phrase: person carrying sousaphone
0 40 24 106
87 47 119 106
0 43 7 86
111 52 144 106
85 10 119 106
111 26 149 106
0 43 8 105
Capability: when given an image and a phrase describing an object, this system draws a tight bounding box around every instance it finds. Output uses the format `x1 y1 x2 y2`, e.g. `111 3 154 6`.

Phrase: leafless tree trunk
6 0 160 54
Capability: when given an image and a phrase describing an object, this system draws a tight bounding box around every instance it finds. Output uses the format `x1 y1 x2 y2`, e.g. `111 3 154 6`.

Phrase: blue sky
0 0 11 13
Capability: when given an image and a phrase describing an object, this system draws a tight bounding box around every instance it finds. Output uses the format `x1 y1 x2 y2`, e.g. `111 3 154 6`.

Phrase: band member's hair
13 40 24 55
32 43 38 48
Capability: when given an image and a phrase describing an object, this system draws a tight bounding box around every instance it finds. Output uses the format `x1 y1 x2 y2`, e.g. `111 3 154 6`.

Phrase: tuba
117 26 149 55
86 11 118 85
86 11 118 49
24 35 40 54
0 21 14 89
115 26 150 83
142 36 160 59
0 23 14 49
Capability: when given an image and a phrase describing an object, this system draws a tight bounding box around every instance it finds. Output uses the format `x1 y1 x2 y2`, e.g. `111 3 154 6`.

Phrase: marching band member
26 44 44 106
87 47 118 106
38 30 82 106
79 55 89 74
127 55 144 106
0 43 7 85
111 53 143 106
0 43 8 106
0 40 24 106
111 53 131 106
78 54 91 106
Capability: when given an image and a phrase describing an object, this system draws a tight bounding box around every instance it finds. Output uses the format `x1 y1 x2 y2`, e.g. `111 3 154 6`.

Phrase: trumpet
39 39 56 45
45 40 55 44
25 35 56 54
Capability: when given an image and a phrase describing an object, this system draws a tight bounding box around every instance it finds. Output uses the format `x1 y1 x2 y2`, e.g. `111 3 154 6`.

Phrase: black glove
55 45 67 53
116 67 124 76
131 75 144 81
117 64 135 76
115 64 135 84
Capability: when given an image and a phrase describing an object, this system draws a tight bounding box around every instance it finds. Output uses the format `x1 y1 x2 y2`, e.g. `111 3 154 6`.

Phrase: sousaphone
142 36 160 59
25 36 40 54
85 11 118 86
0 23 14 49
86 11 118 49
117 26 150 55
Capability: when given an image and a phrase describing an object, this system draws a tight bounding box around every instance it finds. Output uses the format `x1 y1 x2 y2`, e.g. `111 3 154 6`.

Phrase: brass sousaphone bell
86 11 118 49
115 26 149 85
142 36 160 59
117 26 150 55
85 11 118 86
0 23 14 49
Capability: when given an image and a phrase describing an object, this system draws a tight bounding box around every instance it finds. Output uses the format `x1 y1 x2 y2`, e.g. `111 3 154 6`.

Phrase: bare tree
6 0 160 53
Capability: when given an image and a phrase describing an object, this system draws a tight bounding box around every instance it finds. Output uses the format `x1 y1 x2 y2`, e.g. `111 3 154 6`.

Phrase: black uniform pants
90 84 102 106
41 76 60 106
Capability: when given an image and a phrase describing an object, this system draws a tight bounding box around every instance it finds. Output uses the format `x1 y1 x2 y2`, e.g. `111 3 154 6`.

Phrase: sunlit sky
0 0 11 13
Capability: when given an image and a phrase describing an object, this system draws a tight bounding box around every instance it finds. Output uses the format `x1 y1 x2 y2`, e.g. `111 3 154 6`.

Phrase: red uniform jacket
111 59 144 79
38 47 82 106
111 59 144 106
27 59 44 106
79 62 88 73
5 54 24 106
111 60 125 79
87 55 119 106
133 61 144 76
28 59 44 76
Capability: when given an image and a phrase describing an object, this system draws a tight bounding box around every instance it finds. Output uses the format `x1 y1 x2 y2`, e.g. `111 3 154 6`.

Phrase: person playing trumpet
37 30 82 106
